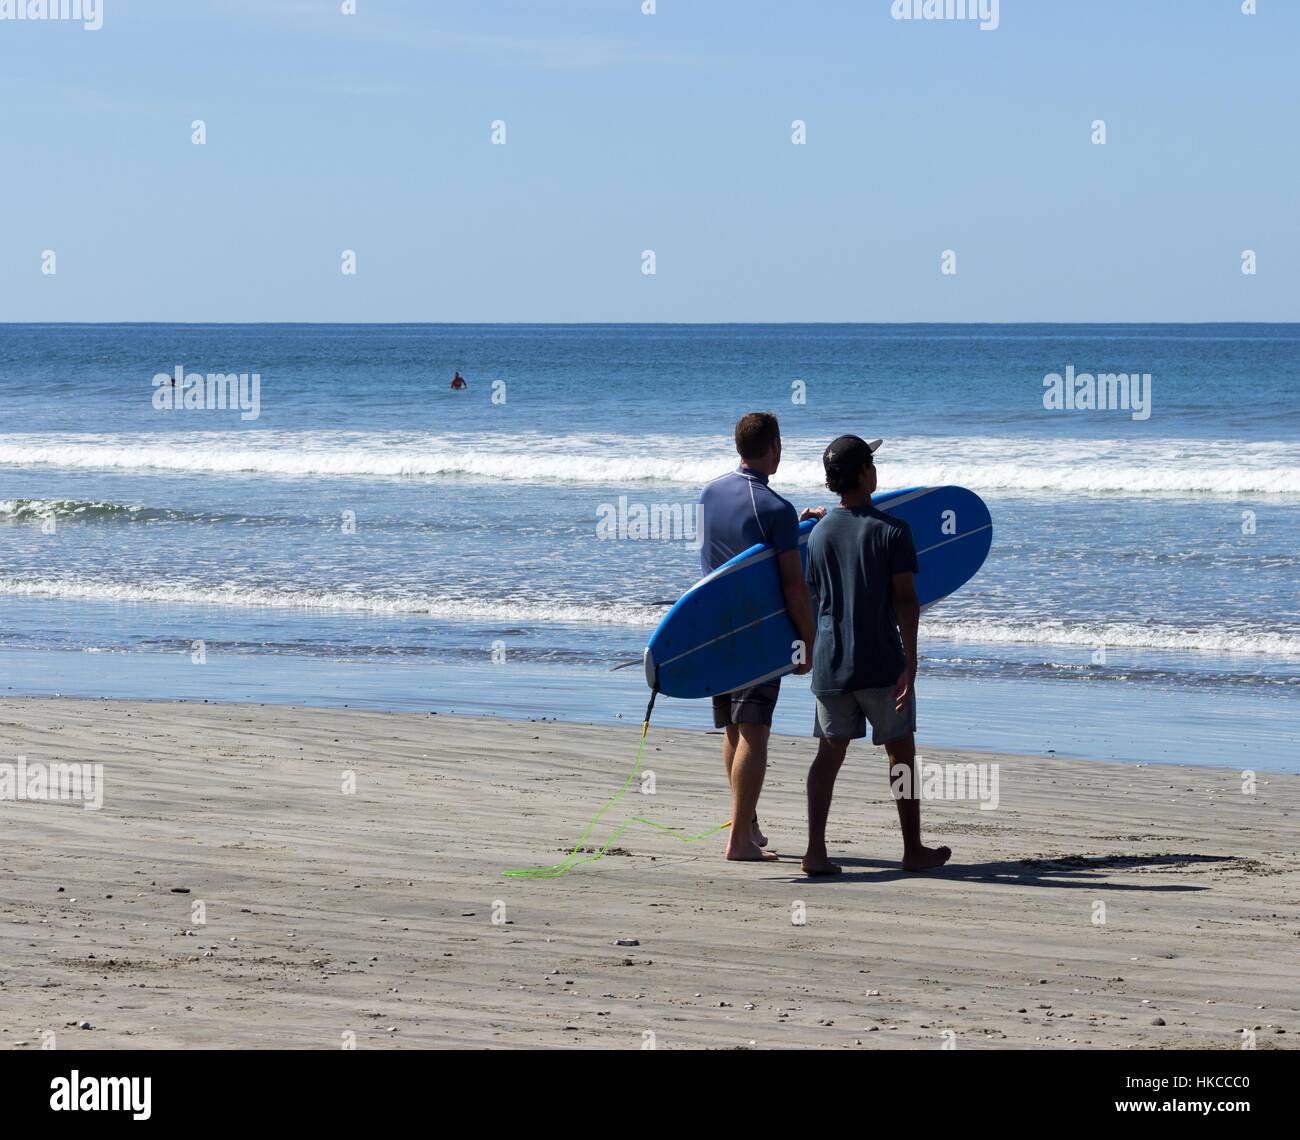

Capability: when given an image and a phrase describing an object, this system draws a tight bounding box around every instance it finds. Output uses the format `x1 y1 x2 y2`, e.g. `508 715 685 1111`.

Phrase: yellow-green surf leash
502 687 731 879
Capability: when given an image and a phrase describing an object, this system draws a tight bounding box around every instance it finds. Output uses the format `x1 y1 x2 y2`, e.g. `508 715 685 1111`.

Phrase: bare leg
802 737 849 875
723 724 767 847
724 723 776 860
885 734 951 871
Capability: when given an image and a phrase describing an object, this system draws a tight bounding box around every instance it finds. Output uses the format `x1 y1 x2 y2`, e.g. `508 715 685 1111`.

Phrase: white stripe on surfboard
700 528 811 585
872 486 936 511
917 521 991 557
736 661 799 687
656 604 788 668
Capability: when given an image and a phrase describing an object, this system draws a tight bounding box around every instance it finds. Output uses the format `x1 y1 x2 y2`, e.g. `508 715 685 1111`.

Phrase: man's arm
777 548 816 675
891 570 920 712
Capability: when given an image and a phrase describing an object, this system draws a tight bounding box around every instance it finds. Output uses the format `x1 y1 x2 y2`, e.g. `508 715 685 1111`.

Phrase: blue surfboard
643 485 992 699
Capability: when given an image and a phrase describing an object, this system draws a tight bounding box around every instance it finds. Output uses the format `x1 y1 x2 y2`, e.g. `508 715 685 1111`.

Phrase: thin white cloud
216 0 734 71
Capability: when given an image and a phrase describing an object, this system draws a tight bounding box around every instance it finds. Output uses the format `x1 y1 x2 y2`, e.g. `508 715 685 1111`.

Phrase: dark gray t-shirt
805 504 919 694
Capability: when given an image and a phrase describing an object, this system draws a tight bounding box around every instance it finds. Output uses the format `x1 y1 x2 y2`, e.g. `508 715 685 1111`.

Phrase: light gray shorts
813 686 916 745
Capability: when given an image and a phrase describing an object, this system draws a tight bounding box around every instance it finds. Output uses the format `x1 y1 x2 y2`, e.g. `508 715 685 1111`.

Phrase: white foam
1 575 1296 656
2 431 1298 497
0 498 141 520
0 576 662 627
924 617 1300 657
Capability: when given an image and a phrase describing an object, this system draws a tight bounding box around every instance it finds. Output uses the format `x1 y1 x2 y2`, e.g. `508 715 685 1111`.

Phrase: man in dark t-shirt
801 435 952 876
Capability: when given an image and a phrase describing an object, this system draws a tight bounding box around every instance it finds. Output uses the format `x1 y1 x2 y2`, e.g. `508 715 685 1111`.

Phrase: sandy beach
1 697 1296 1050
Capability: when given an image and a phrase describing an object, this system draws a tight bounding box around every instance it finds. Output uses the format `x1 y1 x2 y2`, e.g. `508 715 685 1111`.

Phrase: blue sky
0 0 1296 322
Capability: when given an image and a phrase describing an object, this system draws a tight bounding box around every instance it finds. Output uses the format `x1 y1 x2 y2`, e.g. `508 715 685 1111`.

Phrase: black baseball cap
822 435 883 473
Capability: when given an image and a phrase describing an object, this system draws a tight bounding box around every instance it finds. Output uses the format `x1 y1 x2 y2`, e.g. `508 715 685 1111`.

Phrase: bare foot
800 854 842 876
902 844 952 872
752 815 768 848
725 839 779 861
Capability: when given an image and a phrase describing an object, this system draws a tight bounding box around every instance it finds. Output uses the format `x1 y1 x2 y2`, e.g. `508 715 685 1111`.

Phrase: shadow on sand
779 851 1233 889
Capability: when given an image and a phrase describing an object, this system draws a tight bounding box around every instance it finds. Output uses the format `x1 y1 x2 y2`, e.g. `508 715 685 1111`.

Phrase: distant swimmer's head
735 411 782 476
823 434 882 497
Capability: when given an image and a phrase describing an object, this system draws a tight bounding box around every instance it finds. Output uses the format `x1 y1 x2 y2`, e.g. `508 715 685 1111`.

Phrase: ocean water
1 324 1296 770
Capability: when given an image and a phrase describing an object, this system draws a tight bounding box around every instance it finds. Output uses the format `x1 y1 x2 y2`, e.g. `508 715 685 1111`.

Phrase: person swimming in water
450 371 467 390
